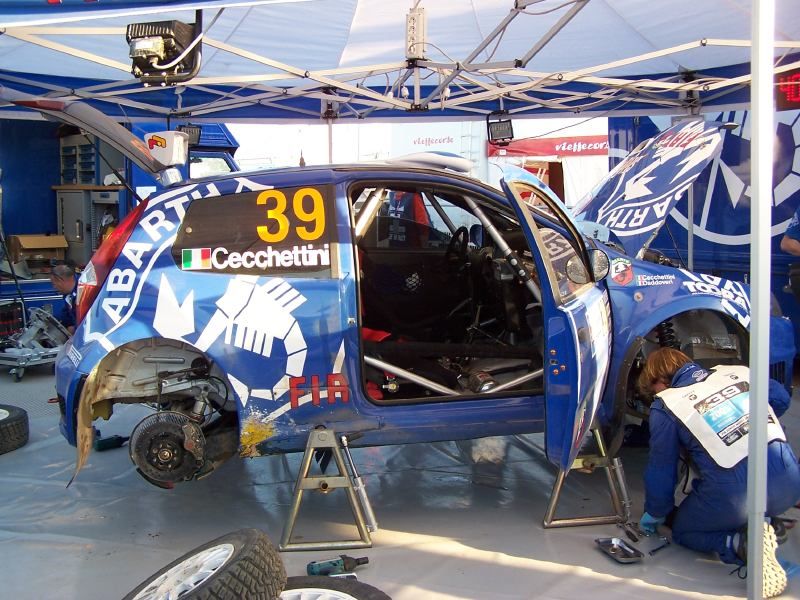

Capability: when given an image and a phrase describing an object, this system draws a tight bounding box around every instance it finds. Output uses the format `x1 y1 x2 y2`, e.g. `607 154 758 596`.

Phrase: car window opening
350 182 547 405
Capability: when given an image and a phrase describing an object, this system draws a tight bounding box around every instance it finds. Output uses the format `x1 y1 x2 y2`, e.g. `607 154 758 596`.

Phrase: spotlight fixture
487 111 514 146
176 124 202 146
127 11 202 86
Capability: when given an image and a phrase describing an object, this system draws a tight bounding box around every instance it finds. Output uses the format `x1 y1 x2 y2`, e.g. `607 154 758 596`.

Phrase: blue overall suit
784 206 800 243
57 274 79 331
645 362 800 565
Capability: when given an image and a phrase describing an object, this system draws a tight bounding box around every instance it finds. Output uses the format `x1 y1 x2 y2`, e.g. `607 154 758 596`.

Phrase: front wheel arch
604 309 749 456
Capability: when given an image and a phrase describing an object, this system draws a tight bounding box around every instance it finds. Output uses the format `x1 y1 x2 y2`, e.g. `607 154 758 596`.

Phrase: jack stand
543 426 629 528
279 428 373 552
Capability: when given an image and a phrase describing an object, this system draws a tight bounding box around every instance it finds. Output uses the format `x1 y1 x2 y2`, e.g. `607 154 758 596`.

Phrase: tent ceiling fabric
0 0 798 122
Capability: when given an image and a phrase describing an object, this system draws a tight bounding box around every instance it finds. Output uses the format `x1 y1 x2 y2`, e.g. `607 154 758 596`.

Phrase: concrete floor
2 364 800 599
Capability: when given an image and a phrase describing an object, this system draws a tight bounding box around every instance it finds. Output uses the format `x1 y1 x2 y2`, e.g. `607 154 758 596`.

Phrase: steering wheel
444 226 470 265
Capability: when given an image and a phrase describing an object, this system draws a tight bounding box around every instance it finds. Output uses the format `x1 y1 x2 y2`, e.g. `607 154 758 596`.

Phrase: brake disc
128 411 205 486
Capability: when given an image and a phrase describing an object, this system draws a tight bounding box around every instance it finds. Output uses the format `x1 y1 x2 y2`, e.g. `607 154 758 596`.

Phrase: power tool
306 554 369 576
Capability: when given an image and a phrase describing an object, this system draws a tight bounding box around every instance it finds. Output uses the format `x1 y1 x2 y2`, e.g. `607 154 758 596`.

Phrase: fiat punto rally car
13 95 787 489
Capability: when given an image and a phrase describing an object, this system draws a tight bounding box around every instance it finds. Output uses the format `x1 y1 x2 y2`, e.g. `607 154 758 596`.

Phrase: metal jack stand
543 426 630 528
279 428 375 552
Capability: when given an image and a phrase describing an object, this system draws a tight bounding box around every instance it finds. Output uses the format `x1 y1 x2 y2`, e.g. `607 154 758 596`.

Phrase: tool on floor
648 538 671 556
341 434 379 533
307 554 369 576
595 537 644 564
617 521 639 543
92 428 129 452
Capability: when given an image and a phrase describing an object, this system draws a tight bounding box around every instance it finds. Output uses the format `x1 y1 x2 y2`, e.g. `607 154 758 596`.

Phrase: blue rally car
9 92 791 489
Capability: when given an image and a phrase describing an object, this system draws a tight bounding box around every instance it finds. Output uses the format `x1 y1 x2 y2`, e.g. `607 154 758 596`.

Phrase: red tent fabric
487 135 608 157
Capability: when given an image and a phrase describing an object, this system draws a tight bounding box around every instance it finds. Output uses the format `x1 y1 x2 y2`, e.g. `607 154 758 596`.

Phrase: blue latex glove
639 511 665 535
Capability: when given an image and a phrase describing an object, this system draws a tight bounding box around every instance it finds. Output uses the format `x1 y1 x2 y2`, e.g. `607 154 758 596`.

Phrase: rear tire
281 576 392 600
0 404 29 455
123 529 286 600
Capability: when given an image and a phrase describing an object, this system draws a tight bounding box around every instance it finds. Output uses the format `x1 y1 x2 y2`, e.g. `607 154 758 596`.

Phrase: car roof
188 161 504 199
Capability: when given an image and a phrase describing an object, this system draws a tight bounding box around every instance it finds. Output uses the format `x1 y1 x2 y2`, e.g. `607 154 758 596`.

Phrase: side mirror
143 131 189 167
590 248 610 280
566 249 609 285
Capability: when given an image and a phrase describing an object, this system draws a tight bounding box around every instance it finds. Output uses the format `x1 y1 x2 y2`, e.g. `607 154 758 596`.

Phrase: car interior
350 182 549 403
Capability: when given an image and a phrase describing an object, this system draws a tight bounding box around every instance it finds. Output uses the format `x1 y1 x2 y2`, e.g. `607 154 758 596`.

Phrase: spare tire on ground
281 576 392 600
0 404 29 455
123 528 286 600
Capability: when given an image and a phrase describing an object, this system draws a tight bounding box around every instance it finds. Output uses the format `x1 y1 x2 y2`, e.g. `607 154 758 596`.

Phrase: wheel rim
0 408 8 421
132 543 235 600
280 587 361 600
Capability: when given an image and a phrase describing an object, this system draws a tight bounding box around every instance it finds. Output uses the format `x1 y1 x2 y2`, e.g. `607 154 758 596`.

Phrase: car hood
572 119 724 258
0 85 176 183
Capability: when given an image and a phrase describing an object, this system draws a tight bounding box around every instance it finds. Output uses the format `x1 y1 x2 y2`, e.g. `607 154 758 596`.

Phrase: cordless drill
306 555 369 576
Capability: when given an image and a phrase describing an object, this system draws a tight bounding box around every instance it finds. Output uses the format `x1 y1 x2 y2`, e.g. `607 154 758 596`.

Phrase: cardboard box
8 234 68 265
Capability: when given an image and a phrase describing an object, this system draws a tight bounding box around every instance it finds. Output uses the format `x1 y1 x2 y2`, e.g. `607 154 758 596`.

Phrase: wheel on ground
123 528 286 600
281 576 392 600
0 403 29 455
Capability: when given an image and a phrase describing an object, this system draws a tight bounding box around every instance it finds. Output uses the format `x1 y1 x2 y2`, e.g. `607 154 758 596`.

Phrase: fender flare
600 295 749 449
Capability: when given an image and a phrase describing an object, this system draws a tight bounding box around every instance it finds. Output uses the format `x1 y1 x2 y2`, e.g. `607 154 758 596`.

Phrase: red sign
487 135 608 158
777 67 800 111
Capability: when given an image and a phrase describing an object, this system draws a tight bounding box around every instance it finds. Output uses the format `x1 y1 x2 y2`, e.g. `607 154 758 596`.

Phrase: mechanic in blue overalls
637 347 800 599
780 205 800 256
780 206 800 301
50 263 78 334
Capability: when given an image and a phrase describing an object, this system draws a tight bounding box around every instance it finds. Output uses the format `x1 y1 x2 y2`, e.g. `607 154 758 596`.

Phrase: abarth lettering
602 197 671 231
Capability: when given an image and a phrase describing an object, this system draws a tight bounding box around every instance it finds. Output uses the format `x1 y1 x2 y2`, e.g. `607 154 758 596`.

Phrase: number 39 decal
257 187 325 243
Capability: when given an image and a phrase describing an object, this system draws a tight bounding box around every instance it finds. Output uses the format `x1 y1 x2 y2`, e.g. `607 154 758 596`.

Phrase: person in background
637 347 800 599
386 190 430 247
780 206 800 256
50 263 78 334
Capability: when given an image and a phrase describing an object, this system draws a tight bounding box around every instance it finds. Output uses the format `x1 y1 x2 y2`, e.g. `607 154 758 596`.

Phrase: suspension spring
655 319 679 348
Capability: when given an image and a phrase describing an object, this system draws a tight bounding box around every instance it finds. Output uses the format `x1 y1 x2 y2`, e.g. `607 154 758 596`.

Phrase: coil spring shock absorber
656 318 679 348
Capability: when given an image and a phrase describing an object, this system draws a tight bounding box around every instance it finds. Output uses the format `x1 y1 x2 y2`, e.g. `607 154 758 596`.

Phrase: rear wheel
281 576 391 600
123 528 286 600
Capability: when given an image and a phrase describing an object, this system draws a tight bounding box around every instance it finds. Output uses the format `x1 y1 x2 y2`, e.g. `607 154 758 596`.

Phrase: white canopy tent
0 0 797 121
0 2 798 598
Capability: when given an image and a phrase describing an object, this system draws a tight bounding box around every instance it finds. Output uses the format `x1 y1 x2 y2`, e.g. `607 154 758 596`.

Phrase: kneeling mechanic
637 347 800 598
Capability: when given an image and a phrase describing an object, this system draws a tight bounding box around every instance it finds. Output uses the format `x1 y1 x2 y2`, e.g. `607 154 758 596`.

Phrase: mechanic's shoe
762 523 788 598
732 523 787 598
772 517 789 545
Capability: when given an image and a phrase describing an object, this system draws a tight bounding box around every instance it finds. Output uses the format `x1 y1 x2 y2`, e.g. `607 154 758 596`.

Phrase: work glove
639 511 665 535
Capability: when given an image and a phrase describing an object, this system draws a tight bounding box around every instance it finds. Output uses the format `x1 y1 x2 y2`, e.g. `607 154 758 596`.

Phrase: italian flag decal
182 248 212 270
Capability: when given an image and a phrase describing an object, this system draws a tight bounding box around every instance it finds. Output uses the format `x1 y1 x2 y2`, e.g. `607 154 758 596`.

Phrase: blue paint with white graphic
35 98 790 489
609 112 800 360
575 120 723 258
